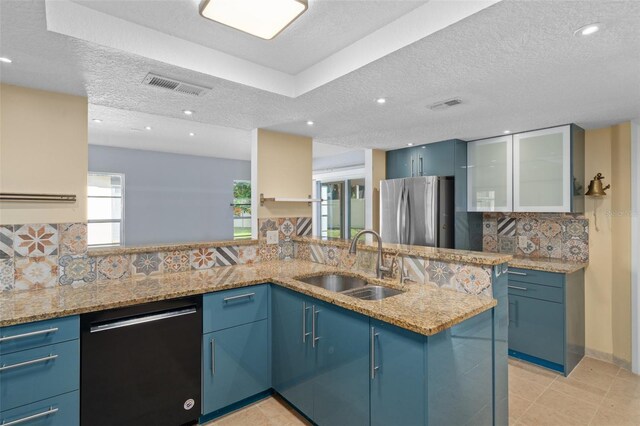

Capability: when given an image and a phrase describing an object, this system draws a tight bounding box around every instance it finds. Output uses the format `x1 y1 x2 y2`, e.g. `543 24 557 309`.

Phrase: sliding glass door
318 179 365 239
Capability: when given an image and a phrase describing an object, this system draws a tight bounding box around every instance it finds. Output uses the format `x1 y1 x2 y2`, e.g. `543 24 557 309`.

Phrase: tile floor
204 357 639 426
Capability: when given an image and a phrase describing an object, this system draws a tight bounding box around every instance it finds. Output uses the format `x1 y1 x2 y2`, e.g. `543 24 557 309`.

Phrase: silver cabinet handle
210 338 215 375
411 158 415 177
302 302 311 343
312 306 320 349
90 308 196 333
508 285 528 291
370 327 380 380
223 292 255 302
508 271 528 276
1 406 58 426
0 354 58 372
419 156 423 176
0 327 58 342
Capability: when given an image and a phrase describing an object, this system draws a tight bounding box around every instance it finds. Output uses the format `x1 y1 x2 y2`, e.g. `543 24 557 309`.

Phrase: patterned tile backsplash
482 213 589 262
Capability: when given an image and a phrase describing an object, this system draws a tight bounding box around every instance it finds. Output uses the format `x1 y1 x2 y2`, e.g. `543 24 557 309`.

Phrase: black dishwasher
81 296 202 426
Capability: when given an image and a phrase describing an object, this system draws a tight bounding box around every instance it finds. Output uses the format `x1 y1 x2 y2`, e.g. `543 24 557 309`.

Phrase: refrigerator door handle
405 189 412 244
396 188 405 244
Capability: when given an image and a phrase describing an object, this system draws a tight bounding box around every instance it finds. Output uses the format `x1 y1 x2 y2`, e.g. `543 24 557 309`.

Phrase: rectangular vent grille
142 73 210 97
429 98 462 111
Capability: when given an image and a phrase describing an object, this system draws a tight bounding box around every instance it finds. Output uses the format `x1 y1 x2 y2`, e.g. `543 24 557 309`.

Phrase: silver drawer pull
1 406 58 425
0 354 58 372
508 285 528 291
210 338 215 375
0 327 58 343
508 271 528 276
223 292 255 302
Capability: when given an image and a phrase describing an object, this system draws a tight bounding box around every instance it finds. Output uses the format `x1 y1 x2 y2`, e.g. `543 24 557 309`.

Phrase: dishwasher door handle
90 307 197 333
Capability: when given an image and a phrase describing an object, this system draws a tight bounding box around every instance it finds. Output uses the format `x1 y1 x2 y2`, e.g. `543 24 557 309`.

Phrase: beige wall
370 149 386 232
255 129 312 219
584 122 632 366
0 84 88 224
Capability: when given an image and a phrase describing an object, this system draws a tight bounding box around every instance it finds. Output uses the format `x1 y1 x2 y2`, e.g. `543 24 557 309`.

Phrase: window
317 179 365 239
233 180 252 240
87 172 124 247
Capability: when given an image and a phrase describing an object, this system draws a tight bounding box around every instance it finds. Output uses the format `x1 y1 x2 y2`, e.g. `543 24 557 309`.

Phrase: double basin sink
296 274 405 301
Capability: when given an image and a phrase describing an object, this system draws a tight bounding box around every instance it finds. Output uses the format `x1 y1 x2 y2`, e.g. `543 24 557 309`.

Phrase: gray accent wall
88 145 250 245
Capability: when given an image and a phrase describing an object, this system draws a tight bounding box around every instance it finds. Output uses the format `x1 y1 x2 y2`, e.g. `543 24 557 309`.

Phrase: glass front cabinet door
513 126 571 212
467 135 513 212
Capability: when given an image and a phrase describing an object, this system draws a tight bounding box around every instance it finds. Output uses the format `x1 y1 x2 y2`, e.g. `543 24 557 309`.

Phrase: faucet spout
349 230 388 279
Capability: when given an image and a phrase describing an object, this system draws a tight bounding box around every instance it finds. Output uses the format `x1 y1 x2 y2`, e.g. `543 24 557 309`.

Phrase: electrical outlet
266 230 279 245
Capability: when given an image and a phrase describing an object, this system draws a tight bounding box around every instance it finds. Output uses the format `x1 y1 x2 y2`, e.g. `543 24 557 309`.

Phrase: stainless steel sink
342 285 405 301
297 274 368 292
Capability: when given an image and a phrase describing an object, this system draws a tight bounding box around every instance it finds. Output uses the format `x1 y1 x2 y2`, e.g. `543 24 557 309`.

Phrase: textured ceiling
1 0 639 153
71 0 427 74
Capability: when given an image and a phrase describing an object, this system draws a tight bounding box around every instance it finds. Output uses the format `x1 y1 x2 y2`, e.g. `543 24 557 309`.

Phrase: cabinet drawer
0 316 79 355
0 340 79 411
507 268 564 288
203 285 268 333
508 280 563 303
0 390 78 426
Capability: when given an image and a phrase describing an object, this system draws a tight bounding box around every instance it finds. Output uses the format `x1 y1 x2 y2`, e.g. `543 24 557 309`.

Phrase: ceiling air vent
142 73 210 97
429 98 462 111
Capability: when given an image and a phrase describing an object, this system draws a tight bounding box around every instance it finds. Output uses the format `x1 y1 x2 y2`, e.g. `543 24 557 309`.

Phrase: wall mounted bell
585 173 610 197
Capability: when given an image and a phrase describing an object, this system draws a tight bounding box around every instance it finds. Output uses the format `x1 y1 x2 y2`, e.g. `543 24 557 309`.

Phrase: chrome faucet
348 230 390 279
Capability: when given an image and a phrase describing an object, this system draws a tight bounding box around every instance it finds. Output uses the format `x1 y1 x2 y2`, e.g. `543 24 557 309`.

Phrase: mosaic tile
13 224 58 257
97 255 131 280
279 241 295 260
190 248 216 270
454 264 491 296
538 235 562 259
562 219 589 242
0 258 14 291
0 225 13 259
132 252 165 276
539 219 562 239
498 236 516 254
161 250 189 273
340 252 357 269
402 255 425 284
562 239 589 262
322 245 341 266
425 260 455 288
356 250 376 276
58 255 96 285
239 245 260 264
482 218 497 237
516 218 539 238
278 217 297 241
483 235 498 253
296 217 312 237
258 242 279 262
58 223 87 255
294 242 310 261
258 219 278 239
497 217 516 237
309 244 325 264
517 236 539 257
14 256 58 290
216 246 239 266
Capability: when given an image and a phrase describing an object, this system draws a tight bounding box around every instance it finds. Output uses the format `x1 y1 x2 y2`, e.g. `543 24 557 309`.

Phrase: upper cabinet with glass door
467 135 513 212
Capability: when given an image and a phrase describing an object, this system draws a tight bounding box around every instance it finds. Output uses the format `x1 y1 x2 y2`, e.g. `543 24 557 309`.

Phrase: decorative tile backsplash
482 213 589 262
257 216 312 261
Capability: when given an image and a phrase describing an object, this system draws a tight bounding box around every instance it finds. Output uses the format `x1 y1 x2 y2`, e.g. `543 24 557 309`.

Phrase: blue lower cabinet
0 339 79 412
312 300 369 426
202 319 269 414
0 316 79 355
370 319 426 426
0 390 78 426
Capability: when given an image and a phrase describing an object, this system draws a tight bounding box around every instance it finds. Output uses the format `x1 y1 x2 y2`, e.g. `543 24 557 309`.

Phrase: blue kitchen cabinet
202 320 269 414
369 319 426 426
0 390 79 426
386 140 458 179
508 267 585 375
386 147 413 180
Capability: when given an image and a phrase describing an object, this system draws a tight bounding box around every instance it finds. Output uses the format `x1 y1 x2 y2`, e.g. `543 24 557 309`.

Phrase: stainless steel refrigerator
380 176 454 248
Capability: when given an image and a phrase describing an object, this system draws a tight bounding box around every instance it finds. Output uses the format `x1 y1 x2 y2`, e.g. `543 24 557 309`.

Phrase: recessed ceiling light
183 110 194 115
92 119 102 123
407 143 414 146
306 120 314 126
189 132 196 136
574 23 600 36
503 130 510 134
376 98 386 105
199 0 308 40
0 57 12 63
145 126 152 130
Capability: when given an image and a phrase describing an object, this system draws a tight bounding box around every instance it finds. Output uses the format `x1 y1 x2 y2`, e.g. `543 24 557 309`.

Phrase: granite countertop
294 236 512 266
508 257 588 274
0 260 496 336
88 239 258 257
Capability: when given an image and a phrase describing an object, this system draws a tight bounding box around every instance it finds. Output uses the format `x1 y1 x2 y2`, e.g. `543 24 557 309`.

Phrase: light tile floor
203 357 639 426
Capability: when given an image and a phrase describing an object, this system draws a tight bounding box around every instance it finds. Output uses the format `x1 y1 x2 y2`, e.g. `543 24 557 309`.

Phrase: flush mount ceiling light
145 126 152 130
199 0 308 40
183 110 194 115
92 119 102 123
0 57 12 63
503 130 511 134
306 120 314 126
407 143 414 146
574 23 601 36
376 98 387 105
189 132 196 136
